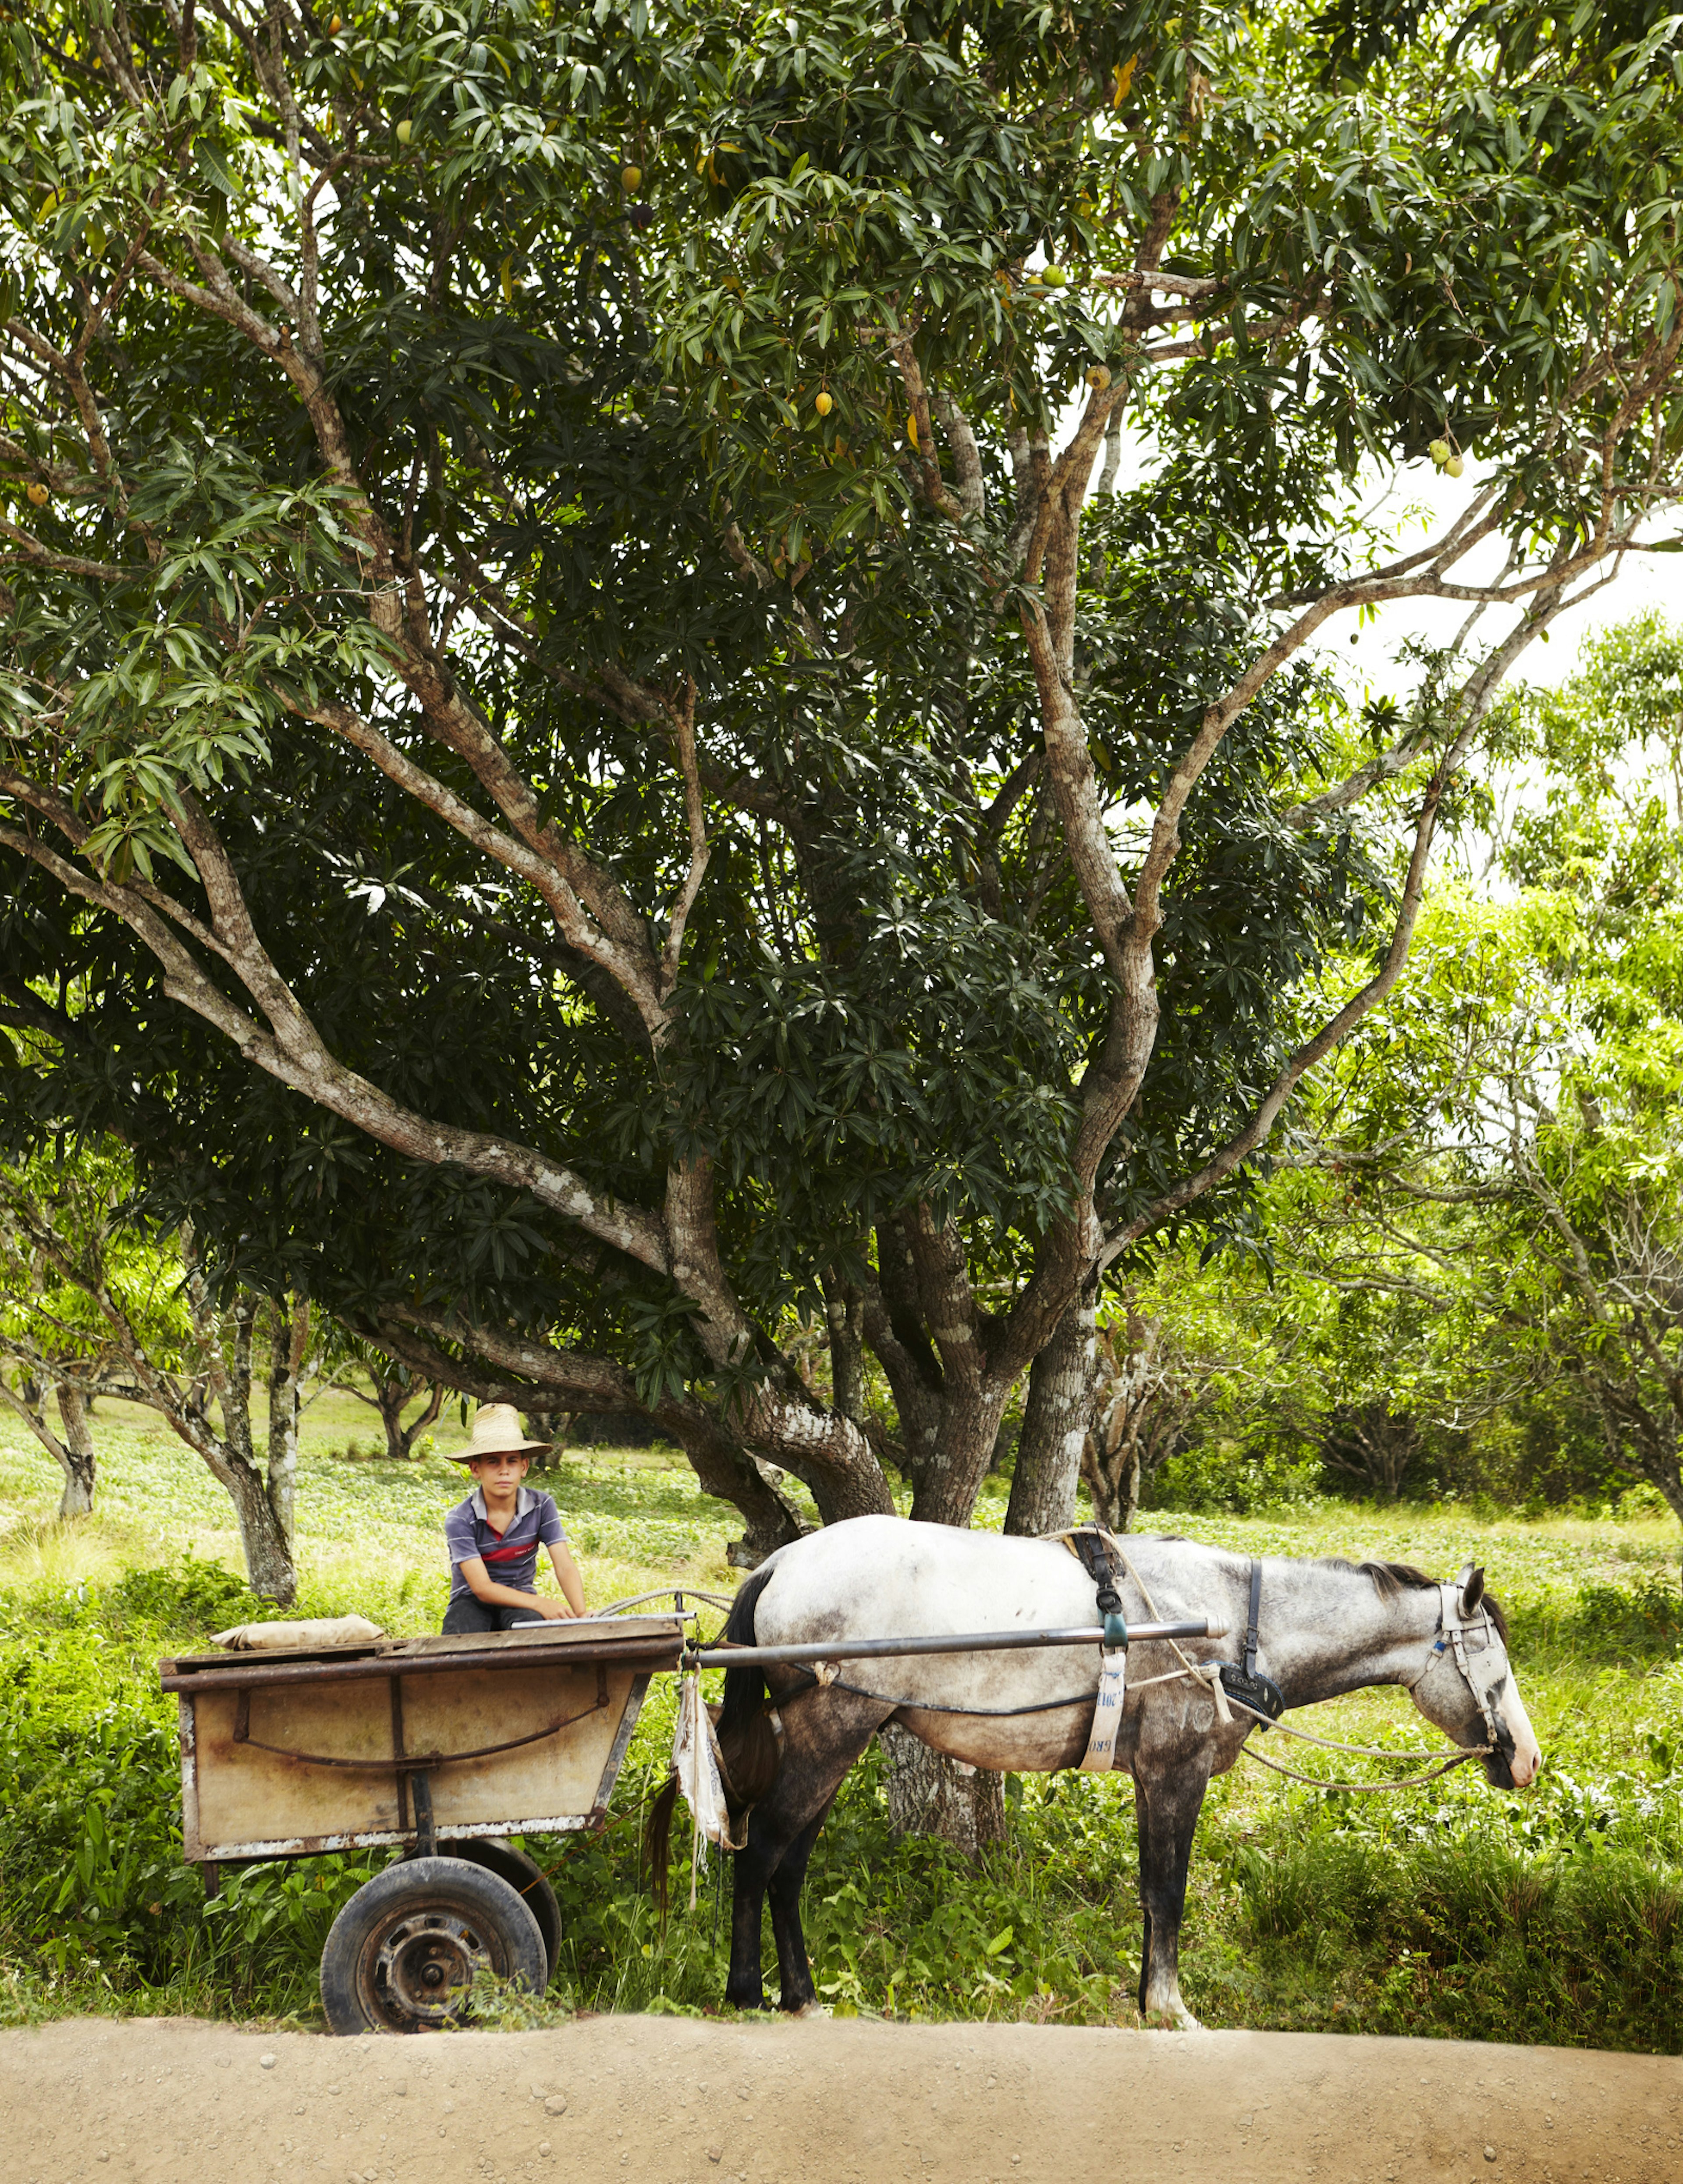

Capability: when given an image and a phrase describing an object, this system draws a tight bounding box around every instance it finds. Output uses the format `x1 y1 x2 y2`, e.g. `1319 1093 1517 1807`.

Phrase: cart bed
160 1615 684 1865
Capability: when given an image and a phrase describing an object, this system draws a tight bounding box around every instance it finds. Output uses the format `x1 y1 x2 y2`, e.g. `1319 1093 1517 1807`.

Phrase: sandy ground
0 2015 1677 2184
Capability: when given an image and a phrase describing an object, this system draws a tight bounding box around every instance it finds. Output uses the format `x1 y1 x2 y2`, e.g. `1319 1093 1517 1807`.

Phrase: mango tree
4 3 1683 1825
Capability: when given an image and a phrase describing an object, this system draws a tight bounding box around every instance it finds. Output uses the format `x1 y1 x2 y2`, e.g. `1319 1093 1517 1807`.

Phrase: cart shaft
685 1616 1224 1670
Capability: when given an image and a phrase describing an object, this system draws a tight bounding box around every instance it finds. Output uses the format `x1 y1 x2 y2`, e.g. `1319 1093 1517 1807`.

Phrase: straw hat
446 1403 552 1464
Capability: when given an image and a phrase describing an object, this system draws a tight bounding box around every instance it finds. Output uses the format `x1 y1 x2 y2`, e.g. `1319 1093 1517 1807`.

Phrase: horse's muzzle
1483 1721 1539 1790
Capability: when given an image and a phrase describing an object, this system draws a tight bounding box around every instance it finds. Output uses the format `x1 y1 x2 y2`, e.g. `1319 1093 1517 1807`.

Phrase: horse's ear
1459 1565 1486 1618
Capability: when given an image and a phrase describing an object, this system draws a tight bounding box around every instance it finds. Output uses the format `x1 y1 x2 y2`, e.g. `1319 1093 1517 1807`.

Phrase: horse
671 1515 1541 2027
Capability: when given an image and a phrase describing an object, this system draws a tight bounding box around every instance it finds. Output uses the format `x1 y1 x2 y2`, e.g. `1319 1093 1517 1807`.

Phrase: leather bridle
1410 1564 1507 1755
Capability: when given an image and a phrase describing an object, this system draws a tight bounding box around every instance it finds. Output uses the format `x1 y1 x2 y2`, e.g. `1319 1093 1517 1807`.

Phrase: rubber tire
319 1855 546 2036
448 1838 562 1986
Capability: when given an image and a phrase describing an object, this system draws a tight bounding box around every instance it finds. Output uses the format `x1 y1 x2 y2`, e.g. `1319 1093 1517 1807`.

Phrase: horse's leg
1133 1760 1211 2029
726 1807 778 2010
766 1804 832 2013
724 1691 890 2011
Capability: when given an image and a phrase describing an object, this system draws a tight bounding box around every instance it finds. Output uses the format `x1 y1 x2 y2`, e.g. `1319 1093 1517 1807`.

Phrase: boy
441 1405 586 1633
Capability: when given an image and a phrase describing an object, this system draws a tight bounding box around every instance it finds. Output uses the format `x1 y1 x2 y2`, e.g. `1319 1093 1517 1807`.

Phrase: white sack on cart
210 1614 386 1651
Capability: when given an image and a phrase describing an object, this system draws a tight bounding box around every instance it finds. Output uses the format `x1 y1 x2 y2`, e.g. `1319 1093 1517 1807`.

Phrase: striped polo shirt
444 1485 565 1603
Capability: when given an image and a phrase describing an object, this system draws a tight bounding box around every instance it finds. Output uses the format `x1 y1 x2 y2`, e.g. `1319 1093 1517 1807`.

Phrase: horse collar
1217 1558 1287 1729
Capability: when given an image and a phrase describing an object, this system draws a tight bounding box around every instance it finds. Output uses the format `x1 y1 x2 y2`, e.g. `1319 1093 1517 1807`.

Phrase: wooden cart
160 1602 1222 2035
159 1615 684 2034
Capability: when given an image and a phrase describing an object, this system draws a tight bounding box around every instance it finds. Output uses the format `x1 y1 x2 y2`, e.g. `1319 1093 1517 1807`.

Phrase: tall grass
0 1399 1679 2046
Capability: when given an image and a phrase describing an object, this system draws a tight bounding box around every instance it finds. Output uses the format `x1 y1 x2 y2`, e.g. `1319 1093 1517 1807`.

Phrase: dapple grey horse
693 1516 1540 2026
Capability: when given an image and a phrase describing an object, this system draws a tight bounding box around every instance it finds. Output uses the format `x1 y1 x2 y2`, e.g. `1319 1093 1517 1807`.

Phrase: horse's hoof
784 2000 830 2019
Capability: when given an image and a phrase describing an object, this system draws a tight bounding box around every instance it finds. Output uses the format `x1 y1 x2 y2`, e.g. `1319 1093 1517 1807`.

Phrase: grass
0 1389 1679 2049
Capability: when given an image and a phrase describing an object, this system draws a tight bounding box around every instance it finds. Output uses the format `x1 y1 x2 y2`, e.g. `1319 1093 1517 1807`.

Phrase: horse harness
1064 1528 1131 1770
1064 1530 1285 1742
1214 1556 1287 1730
1065 1532 1506 1778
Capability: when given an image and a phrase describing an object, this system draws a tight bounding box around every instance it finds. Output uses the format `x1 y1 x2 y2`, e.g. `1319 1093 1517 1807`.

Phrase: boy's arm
457 1556 573 1619
547 1539 585 1617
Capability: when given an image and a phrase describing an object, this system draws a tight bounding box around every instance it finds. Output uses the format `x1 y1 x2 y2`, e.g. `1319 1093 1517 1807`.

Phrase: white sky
1296 459 1683 699
1094 422 1683 697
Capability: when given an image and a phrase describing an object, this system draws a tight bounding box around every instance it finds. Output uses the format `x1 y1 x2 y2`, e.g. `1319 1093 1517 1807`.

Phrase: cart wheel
447 1838 563 1987
319 1856 546 2036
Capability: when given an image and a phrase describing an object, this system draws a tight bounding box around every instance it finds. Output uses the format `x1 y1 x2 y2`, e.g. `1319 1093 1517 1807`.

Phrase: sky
1295 459 1683 699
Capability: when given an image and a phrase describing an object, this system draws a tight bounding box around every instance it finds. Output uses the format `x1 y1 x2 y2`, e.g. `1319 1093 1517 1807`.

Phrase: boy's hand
534 1597 577 1620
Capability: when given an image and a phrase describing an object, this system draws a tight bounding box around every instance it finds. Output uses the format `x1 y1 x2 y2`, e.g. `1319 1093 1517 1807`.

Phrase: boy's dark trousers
441 1594 545 1635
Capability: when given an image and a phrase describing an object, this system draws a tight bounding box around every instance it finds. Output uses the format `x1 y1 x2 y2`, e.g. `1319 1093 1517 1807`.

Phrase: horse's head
1408 1564 1541 1789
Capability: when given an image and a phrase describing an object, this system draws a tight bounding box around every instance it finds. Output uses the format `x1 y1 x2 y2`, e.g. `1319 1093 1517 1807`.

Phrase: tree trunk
521 1407 570 1470
824 1277 866 1420
1592 1379 1683 1526
222 1454 298 1604
266 1295 308 1552
1005 1292 1097 1537
54 1380 96 1518
1093 1439 1140 1532
653 1398 810 1563
376 1375 446 1460
879 1723 1007 1857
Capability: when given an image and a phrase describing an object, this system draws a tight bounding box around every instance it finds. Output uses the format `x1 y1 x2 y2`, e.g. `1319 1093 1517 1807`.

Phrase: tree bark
1005 1292 1097 1537
221 1453 298 1604
907 1374 1013 1527
866 1216 944 1475
266 1295 308 1551
54 1380 96 1518
878 1723 1008 1857
1079 1437 1136 1533
824 1276 866 1420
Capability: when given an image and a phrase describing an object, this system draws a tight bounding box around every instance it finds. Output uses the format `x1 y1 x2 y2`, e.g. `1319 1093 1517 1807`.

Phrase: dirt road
0 2014 1676 2184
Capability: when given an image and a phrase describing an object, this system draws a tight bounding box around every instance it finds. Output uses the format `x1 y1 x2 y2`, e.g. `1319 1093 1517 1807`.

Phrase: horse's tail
644 1562 784 1916
645 1774 680 1917
715 1562 783 1817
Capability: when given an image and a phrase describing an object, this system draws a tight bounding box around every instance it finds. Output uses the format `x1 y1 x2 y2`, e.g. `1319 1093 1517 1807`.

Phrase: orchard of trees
3 0 1682 1838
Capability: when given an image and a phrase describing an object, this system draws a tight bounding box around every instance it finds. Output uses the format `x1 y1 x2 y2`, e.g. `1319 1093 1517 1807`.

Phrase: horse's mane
1318 1554 1509 1643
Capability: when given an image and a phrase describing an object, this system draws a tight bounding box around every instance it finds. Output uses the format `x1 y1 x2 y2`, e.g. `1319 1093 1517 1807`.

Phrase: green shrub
1507 1576 1683 1667
108 1557 264 1635
1148 1437 1322 1516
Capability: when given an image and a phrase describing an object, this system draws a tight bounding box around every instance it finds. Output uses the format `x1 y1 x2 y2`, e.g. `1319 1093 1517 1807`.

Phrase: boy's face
469 1451 530 1494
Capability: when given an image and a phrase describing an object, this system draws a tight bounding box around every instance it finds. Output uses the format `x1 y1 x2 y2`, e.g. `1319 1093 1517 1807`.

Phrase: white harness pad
1081 1646 1128 1771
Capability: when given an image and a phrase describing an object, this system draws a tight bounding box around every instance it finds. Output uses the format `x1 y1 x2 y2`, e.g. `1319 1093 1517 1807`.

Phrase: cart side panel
193 1679 405 1847
178 1693 204 1863
188 1659 642 1855
407 1663 635 1829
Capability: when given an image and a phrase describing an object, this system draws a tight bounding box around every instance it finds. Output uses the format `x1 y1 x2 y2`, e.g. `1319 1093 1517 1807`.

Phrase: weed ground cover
1 1397 1679 2049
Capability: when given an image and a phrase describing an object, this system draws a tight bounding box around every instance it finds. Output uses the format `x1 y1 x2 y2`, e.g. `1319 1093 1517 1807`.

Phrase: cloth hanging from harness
1215 1558 1286 1729
1063 1528 1129 1771
670 1671 748 1907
